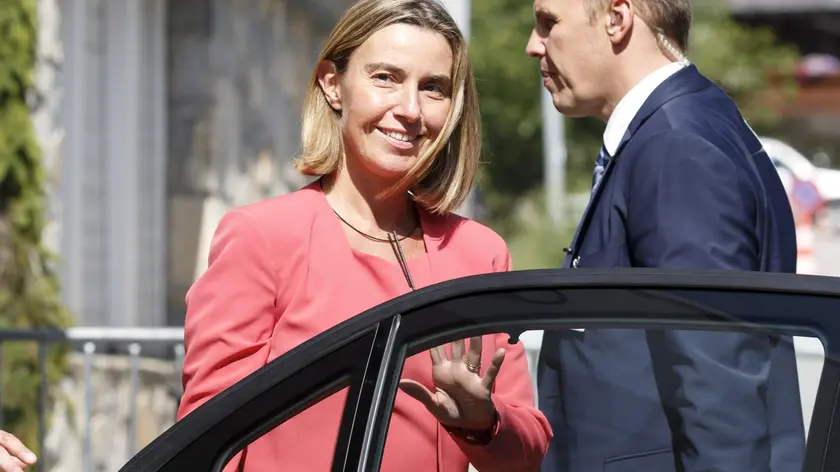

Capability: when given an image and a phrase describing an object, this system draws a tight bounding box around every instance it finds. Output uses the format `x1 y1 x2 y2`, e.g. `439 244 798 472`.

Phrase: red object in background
788 176 824 275
796 53 840 82
791 178 825 217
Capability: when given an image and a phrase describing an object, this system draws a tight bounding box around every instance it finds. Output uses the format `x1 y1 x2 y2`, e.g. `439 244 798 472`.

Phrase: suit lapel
562 148 621 268
563 65 713 268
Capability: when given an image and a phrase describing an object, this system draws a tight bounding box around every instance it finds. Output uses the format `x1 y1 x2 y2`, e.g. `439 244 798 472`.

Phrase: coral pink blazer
176 182 552 472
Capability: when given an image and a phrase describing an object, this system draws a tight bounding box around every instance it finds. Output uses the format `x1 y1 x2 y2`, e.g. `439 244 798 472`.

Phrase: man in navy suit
526 0 805 471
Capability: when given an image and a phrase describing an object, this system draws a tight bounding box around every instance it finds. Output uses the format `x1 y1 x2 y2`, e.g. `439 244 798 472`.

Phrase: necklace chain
319 177 418 290
320 178 419 243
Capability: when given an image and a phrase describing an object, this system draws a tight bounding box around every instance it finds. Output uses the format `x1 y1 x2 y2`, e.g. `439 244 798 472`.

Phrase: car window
383 326 824 471
119 321 390 472
376 279 840 472
122 271 840 472
220 388 350 471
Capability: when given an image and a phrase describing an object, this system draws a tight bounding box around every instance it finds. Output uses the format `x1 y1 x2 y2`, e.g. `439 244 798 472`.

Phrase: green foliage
503 188 578 270
0 0 72 453
470 0 544 235
471 1 800 268
689 4 800 132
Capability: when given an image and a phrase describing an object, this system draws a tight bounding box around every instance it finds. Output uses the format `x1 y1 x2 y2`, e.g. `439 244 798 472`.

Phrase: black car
119 268 840 472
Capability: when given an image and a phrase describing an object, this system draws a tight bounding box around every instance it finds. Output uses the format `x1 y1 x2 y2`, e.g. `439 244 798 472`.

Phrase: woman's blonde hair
293 0 481 214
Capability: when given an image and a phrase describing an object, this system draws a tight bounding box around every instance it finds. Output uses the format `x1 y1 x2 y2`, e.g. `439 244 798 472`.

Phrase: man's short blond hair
585 0 692 52
294 0 481 215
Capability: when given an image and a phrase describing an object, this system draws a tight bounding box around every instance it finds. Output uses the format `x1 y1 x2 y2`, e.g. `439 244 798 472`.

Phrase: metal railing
0 327 184 472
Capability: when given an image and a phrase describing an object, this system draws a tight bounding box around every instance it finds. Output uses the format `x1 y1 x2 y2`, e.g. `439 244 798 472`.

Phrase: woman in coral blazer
176 1 552 471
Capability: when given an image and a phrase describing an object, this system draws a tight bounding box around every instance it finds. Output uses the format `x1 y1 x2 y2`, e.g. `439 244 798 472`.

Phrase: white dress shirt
602 61 686 156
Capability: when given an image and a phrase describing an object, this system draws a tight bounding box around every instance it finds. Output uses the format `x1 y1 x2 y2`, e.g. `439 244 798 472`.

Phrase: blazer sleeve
176 209 282 470
451 247 553 472
627 131 772 472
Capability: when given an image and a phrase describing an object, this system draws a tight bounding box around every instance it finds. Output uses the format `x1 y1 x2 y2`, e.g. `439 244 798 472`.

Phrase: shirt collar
603 61 686 156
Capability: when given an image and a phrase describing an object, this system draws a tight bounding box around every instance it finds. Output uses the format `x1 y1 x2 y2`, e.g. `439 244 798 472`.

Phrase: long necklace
330 208 417 243
320 178 417 289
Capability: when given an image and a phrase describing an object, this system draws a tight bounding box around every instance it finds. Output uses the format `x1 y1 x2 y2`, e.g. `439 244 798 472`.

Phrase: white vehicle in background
760 136 840 203
760 136 840 230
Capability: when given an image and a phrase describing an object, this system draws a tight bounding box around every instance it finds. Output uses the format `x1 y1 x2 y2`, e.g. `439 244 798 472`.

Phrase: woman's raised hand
399 336 505 432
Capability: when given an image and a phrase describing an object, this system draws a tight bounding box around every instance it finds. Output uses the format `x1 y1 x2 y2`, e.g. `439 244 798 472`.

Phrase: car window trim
354 316 403 472
336 316 400 472
357 284 840 472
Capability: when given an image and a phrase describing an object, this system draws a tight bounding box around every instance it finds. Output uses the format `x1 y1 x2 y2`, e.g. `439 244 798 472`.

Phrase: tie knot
596 146 611 167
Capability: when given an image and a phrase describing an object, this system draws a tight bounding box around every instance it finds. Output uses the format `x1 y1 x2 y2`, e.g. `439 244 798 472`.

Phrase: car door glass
375 285 835 472
119 324 386 472
220 387 349 472
381 328 824 472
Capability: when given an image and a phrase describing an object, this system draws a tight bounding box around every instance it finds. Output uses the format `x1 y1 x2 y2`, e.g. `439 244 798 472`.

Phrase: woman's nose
394 88 421 122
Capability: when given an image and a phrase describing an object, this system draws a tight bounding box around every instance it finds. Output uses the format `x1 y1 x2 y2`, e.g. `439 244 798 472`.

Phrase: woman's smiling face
320 23 454 180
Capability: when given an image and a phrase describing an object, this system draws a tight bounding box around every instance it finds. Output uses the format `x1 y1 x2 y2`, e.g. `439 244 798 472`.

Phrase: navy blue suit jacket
537 65 805 472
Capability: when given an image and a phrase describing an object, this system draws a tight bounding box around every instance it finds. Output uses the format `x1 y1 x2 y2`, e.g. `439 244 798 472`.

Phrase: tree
470 1 800 268
0 0 72 455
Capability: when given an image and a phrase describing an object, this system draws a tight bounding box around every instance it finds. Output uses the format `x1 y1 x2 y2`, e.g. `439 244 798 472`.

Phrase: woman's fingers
0 431 35 472
449 338 466 361
481 348 506 390
465 336 482 372
399 379 438 411
429 345 447 365
0 448 31 471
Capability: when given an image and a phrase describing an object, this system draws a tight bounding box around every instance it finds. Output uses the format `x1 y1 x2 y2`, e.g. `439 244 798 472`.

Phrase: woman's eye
424 84 445 96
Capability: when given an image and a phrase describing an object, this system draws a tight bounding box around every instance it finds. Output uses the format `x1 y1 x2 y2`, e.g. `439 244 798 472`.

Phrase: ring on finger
465 362 481 374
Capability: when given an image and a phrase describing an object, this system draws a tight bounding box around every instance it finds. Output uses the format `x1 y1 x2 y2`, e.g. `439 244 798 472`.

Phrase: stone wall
165 0 354 325
33 0 64 258
43 352 181 472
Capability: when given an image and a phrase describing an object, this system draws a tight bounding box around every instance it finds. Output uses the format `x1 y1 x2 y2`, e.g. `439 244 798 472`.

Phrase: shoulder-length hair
293 0 481 214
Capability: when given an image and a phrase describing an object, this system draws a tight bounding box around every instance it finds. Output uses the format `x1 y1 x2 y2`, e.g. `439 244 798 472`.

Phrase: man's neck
599 57 687 156
599 54 676 122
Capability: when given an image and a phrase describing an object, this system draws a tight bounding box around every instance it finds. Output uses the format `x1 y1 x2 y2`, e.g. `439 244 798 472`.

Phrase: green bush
0 0 72 454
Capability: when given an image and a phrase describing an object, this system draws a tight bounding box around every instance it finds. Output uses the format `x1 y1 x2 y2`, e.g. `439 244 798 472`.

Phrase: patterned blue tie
592 145 611 191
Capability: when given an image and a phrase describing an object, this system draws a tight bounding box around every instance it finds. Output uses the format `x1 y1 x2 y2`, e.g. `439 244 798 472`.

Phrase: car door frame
120 268 840 472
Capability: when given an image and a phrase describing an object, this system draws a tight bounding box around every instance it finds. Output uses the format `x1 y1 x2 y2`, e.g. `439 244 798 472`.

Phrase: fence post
38 342 48 472
83 342 96 472
128 343 141 459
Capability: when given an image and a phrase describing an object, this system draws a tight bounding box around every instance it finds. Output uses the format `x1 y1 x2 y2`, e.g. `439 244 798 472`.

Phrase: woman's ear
317 60 342 111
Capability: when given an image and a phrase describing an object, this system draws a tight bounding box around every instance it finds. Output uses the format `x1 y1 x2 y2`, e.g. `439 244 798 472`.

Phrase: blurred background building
36 0 840 331
13 0 840 470
42 0 356 330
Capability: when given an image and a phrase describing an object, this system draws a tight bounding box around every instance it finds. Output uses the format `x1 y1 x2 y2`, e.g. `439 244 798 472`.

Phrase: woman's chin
366 157 418 180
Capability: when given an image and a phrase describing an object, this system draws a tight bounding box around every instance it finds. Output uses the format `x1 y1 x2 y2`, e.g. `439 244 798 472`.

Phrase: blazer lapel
562 65 713 268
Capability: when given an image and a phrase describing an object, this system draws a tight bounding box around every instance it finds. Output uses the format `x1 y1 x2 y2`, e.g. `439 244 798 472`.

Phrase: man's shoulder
629 90 764 167
654 84 761 150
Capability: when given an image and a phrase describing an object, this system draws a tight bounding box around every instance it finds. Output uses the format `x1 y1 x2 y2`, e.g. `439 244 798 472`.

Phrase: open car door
120 268 840 472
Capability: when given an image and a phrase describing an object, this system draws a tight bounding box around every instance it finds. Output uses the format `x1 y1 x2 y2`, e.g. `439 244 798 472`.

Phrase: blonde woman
176 0 552 471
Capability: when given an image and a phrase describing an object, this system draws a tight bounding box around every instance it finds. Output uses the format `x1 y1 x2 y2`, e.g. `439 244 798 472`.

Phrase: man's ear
605 0 634 45
317 60 342 111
